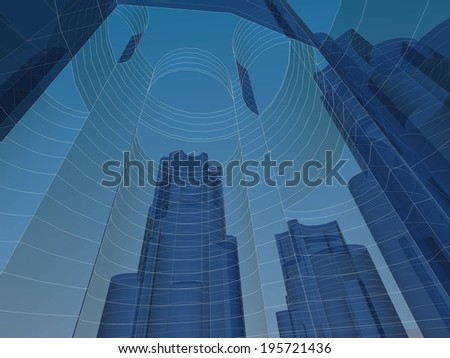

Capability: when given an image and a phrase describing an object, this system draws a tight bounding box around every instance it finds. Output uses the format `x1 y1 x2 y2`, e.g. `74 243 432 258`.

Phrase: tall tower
349 171 450 337
314 20 450 336
276 220 406 338
98 151 246 338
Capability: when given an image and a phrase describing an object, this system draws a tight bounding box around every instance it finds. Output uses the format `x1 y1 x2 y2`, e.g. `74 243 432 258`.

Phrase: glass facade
349 171 450 337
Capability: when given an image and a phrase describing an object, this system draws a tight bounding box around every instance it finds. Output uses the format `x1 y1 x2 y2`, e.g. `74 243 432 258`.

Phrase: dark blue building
314 19 450 337
349 171 450 337
276 220 406 338
98 151 246 338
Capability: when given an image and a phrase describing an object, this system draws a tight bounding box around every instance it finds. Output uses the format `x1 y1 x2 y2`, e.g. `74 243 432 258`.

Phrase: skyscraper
349 171 450 337
314 19 450 336
276 219 406 338
98 151 246 338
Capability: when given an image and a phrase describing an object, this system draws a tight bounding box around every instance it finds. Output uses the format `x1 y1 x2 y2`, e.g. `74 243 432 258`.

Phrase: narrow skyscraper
98 151 246 338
